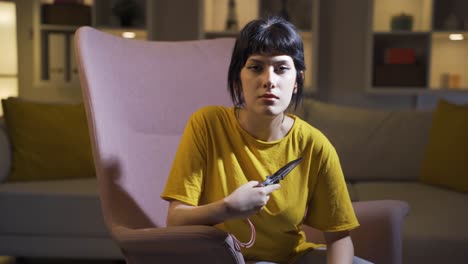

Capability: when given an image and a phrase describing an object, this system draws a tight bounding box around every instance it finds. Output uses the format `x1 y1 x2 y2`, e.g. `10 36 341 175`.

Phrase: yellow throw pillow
420 99 468 193
1 97 95 181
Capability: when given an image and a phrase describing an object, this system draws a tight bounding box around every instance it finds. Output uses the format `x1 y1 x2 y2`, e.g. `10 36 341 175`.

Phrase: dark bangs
246 22 304 65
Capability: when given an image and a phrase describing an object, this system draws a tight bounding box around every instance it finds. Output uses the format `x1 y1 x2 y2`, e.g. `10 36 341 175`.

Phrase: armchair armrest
111 224 245 264
351 200 409 264
301 200 409 264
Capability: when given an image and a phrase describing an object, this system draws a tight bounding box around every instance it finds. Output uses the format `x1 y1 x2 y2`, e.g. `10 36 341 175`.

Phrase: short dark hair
227 16 306 110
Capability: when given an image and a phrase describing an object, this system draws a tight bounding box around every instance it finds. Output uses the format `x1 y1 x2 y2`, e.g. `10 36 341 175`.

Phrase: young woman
161 16 370 264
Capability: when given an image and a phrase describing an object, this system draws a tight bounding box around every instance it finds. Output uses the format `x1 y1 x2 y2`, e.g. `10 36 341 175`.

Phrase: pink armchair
75 27 409 264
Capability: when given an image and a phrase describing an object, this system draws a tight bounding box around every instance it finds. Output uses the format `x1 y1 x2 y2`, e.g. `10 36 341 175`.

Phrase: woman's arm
167 199 230 226
166 181 280 226
324 230 354 264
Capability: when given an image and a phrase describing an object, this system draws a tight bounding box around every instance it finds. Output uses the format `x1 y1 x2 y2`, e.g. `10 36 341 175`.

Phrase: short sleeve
304 144 359 232
160 111 207 206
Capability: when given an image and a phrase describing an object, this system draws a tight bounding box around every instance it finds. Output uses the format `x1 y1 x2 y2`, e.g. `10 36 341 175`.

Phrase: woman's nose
262 68 277 89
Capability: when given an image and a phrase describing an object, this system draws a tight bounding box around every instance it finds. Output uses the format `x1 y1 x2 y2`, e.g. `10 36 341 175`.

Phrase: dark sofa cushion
1 97 95 181
300 99 432 181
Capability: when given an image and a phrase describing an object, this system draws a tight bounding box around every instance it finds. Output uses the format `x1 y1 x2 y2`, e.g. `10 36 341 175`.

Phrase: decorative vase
225 0 238 31
112 0 138 28
443 13 461 30
391 13 413 31
119 15 133 27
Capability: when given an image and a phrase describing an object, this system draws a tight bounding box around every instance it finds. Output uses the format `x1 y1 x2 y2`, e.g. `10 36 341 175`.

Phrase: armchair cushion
420 99 468 193
1 97 95 181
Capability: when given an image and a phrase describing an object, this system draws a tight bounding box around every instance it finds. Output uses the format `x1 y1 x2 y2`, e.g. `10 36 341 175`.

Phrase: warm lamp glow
0 3 15 25
0 2 18 115
0 2 17 75
449 34 464 41
122 32 136 39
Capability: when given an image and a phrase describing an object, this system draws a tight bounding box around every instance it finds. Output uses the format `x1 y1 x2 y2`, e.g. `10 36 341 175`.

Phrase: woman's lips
259 94 278 104
259 94 279 99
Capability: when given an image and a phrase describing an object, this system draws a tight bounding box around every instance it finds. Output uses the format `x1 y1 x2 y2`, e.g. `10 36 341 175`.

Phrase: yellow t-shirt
161 106 359 263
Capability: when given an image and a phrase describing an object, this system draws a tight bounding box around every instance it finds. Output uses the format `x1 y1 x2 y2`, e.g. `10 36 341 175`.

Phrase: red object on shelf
385 48 416 64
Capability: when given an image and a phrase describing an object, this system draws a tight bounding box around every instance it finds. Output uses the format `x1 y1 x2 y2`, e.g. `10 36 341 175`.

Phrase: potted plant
112 0 139 27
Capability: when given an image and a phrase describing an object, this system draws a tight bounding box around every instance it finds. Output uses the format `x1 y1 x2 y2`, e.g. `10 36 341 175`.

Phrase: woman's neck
236 107 293 142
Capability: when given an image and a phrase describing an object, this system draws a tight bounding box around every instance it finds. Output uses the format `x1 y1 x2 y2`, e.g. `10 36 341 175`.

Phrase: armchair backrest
75 27 235 231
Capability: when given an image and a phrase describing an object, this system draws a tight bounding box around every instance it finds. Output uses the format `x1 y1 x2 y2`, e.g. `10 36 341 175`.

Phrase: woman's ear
293 71 304 94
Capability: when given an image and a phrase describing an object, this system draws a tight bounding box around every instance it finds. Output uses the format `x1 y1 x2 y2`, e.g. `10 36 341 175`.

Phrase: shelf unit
203 0 320 94
33 1 88 88
32 0 318 92
365 0 468 94
33 0 148 89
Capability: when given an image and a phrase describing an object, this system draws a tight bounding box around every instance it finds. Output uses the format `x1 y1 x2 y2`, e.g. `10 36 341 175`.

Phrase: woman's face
240 54 298 117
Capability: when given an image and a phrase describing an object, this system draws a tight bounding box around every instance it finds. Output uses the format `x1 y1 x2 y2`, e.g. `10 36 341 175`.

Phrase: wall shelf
366 0 468 93
33 0 149 89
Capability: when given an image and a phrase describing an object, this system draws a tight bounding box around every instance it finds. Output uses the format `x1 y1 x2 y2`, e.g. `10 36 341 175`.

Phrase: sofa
0 98 122 260
0 96 466 263
298 98 468 264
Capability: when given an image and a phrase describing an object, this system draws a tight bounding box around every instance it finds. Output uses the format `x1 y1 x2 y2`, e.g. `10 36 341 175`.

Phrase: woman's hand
166 181 280 226
223 181 281 219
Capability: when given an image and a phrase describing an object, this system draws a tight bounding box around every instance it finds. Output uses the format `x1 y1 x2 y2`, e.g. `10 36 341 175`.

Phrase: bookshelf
366 0 468 94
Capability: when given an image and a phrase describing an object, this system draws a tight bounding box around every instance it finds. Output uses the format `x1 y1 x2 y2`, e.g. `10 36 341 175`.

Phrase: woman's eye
247 65 262 72
276 65 290 73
